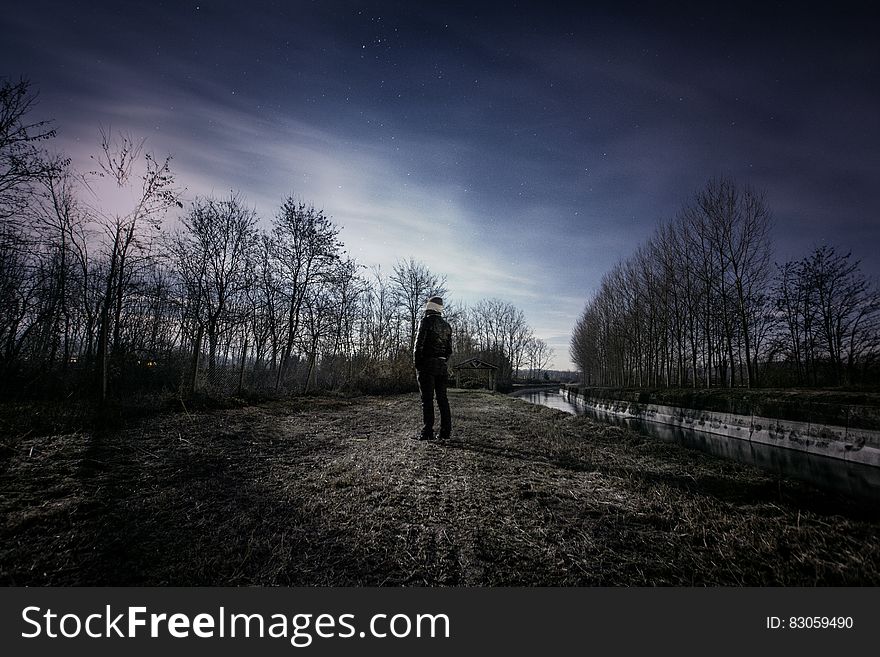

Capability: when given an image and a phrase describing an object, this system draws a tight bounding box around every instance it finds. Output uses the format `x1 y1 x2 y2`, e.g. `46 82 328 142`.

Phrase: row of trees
0 78 553 399
570 177 879 388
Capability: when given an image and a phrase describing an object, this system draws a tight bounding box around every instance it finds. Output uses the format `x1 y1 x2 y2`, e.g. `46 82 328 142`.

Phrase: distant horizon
3 1 878 370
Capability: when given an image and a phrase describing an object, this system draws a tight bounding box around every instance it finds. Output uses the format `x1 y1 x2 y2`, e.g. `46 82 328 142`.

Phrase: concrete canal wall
564 386 880 469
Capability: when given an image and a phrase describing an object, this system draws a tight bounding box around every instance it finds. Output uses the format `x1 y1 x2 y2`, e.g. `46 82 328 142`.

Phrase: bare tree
390 257 447 355
0 78 58 221
301 286 334 393
695 178 772 387
773 259 814 383
803 246 879 384
0 222 35 368
87 129 181 401
168 193 258 376
526 337 553 380
272 196 341 390
23 155 94 369
324 256 362 363
502 302 533 379
245 231 284 371
360 265 401 361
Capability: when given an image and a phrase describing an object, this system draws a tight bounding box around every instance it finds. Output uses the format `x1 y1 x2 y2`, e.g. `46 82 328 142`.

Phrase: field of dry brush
2 390 878 585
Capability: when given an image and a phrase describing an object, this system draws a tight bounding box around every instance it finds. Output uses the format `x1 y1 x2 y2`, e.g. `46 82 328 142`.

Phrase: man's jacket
413 310 452 371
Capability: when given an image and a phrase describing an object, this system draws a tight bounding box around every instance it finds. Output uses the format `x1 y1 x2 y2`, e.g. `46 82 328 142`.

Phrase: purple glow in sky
3 1 878 369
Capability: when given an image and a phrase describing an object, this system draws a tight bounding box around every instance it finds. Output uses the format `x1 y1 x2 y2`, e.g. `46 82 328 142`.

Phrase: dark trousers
417 368 451 436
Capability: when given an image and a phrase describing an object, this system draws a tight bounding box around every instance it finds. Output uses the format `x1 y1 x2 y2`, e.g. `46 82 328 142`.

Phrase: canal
512 387 880 502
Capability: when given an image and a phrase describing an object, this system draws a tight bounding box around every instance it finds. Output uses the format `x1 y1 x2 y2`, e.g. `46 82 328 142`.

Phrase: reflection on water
513 388 880 502
514 389 584 415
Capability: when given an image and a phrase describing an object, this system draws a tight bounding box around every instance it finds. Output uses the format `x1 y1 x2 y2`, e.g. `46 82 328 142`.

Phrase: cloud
42 69 579 365
7 1 877 372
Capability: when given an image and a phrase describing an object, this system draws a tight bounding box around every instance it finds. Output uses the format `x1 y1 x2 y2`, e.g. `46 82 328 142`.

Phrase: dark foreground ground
1 390 878 585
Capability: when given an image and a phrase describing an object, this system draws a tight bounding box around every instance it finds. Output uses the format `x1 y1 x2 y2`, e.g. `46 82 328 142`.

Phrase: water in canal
512 388 880 502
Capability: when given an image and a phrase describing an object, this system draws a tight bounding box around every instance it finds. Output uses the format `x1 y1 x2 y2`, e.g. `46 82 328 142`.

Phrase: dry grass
1 390 878 585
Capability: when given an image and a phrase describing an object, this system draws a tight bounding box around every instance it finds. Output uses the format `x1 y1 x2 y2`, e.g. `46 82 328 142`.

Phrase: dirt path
1 390 878 585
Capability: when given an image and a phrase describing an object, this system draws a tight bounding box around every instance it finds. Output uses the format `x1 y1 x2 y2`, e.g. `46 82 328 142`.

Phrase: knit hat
425 296 443 313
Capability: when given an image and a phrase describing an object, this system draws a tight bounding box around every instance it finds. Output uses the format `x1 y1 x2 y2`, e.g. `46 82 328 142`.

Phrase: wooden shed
451 357 498 391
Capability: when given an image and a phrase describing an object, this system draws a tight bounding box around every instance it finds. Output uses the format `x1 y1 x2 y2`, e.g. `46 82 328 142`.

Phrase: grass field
1 390 878 585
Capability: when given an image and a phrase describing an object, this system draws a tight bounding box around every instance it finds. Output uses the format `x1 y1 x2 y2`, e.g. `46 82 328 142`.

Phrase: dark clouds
2 1 878 368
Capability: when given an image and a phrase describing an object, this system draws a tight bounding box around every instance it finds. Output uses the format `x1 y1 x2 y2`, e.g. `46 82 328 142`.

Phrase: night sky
3 1 878 369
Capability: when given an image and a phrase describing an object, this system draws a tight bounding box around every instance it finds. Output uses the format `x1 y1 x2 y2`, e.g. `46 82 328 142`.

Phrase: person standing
413 296 452 440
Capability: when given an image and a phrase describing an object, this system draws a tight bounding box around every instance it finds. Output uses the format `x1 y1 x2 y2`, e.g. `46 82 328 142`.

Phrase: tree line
0 78 552 400
570 177 879 389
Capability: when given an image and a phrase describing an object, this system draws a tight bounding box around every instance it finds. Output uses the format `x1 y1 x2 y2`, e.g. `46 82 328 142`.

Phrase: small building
451 357 498 391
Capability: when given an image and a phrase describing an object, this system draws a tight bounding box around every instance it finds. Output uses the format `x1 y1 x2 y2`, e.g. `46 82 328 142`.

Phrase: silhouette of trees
773 246 879 386
168 193 258 377
459 298 536 388
571 178 879 388
0 79 555 399
526 337 552 380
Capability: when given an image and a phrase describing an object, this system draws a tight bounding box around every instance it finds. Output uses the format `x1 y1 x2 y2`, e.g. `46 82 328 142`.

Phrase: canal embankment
564 386 880 469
